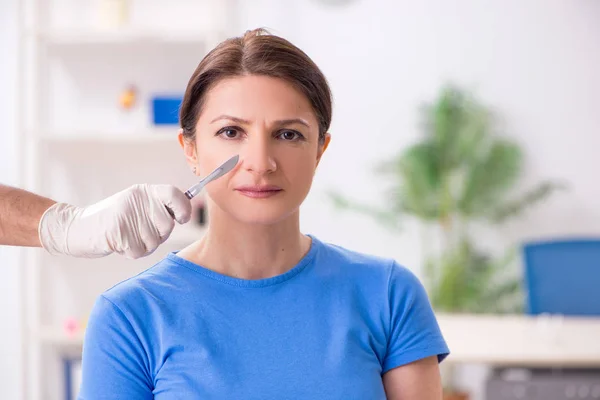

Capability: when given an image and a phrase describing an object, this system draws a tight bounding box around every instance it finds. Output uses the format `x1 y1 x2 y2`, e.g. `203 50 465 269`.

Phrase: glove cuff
38 203 80 256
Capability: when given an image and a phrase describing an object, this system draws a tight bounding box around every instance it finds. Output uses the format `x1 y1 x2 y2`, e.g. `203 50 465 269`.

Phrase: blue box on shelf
151 96 183 125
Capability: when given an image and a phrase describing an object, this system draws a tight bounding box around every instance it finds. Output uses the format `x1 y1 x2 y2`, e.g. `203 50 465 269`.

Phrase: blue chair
523 238 600 316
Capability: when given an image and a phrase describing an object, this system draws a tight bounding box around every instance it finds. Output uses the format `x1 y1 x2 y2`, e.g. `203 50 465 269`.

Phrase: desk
436 313 600 367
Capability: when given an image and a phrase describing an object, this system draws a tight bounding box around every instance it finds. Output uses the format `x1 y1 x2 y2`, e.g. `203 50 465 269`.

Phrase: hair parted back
179 28 333 143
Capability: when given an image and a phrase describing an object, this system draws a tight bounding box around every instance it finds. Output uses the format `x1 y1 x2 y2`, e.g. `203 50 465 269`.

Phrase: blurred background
1 0 599 399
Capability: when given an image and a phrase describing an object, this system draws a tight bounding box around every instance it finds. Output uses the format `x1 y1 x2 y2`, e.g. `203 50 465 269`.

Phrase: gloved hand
38 184 192 259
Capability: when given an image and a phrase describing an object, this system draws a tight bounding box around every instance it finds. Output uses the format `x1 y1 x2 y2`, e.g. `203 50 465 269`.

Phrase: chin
230 205 299 226
226 195 304 226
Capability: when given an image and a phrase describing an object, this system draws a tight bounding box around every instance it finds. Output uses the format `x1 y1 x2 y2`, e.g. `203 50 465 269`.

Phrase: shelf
28 28 223 47
37 130 179 144
35 327 84 347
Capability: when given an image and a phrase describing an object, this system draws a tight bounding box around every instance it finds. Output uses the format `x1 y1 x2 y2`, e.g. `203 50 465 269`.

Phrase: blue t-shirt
78 235 449 399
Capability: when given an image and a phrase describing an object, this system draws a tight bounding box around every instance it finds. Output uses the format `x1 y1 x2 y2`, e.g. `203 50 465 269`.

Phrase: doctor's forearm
0 184 56 247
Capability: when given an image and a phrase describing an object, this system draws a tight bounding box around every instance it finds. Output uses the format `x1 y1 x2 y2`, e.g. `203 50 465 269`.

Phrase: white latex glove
38 184 192 259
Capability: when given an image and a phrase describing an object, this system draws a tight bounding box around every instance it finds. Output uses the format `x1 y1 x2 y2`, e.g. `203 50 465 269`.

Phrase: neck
187 201 311 280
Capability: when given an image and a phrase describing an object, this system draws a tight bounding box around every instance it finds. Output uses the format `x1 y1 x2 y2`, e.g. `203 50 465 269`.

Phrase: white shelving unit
37 129 183 144
17 1 238 399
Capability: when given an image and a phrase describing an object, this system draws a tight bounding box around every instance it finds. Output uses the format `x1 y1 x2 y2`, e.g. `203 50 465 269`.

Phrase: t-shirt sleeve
78 295 153 400
382 261 450 373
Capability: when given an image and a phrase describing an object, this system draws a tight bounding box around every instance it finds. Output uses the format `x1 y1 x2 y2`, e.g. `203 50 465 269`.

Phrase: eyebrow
210 115 310 128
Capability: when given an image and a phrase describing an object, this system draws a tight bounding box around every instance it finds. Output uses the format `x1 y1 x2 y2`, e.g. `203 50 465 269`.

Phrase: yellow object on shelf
97 0 131 29
119 85 137 110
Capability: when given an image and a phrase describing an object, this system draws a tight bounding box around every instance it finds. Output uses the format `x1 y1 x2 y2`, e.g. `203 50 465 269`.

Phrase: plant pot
443 390 469 400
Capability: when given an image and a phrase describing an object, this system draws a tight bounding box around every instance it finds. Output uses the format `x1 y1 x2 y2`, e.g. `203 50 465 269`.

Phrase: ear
178 129 200 175
316 133 331 166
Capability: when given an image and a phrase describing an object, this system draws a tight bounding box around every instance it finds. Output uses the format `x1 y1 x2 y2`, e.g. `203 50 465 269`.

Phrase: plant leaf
326 191 403 231
379 142 443 220
458 139 523 217
487 181 568 223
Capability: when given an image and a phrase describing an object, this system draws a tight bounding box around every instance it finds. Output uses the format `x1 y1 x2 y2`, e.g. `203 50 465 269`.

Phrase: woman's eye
278 130 303 141
217 127 240 139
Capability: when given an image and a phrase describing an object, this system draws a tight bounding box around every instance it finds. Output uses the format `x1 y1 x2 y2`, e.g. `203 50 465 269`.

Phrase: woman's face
180 75 330 225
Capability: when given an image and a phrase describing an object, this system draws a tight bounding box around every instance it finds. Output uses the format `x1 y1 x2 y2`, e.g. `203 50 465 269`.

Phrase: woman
78 28 449 400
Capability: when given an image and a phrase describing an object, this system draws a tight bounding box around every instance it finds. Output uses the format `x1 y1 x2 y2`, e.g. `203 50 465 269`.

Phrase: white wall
239 0 600 271
0 0 23 399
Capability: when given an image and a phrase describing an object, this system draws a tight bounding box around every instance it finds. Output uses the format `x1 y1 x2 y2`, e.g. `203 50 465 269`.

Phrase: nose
240 132 277 175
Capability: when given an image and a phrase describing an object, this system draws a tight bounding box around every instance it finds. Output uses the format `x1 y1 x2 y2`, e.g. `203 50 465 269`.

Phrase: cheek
281 151 318 187
204 179 229 204
195 139 232 176
195 141 234 200
197 156 217 177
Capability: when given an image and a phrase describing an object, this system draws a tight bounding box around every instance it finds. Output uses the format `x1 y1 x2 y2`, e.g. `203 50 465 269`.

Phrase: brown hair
179 28 332 143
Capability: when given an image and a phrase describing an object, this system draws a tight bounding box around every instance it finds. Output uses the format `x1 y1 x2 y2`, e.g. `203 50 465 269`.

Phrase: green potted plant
329 85 564 398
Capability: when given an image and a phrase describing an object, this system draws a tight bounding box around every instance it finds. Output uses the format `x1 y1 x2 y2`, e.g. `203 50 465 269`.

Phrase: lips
234 185 282 199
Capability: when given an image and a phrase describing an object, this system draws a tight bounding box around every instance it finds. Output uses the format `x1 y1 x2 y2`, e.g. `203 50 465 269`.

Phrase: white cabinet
17 1 238 398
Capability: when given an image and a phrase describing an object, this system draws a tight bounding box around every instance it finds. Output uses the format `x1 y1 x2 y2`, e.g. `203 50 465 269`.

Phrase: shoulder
315 236 392 271
312 236 423 292
311 236 448 366
99 254 182 314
